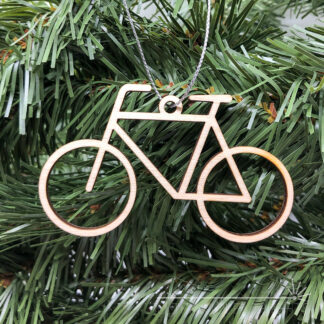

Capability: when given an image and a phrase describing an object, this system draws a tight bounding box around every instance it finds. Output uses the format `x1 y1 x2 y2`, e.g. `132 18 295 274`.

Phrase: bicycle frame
39 83 293 241
86 84 251 203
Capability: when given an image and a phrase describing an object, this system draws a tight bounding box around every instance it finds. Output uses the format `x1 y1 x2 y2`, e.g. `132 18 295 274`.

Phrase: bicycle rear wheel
197 146 294 243
39 140 136 236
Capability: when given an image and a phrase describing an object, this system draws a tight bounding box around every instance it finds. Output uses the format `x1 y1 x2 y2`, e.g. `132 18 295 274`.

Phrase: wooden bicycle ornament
39 84 294 243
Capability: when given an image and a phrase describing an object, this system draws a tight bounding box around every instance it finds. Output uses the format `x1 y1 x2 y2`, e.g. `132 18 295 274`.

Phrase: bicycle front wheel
197 146 294 243
39 140 136 236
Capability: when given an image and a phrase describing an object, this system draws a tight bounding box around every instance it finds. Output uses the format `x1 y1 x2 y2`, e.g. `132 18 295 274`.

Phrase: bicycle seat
189 95 232 103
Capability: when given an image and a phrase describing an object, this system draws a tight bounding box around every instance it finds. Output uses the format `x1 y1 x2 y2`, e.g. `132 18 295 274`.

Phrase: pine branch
0 0 323 323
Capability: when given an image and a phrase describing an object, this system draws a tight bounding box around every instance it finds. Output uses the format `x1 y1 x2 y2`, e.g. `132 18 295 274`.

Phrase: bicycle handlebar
120 83 152 94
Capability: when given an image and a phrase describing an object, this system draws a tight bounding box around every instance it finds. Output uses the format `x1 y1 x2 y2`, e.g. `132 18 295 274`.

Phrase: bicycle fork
85 84 151 192
85 106 118 192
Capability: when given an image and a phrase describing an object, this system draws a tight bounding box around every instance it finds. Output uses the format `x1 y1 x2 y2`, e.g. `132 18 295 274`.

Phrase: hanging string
122 0 211 104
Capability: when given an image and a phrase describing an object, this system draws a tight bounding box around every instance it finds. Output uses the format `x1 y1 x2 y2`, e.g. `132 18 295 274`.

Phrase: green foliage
0 0 323 323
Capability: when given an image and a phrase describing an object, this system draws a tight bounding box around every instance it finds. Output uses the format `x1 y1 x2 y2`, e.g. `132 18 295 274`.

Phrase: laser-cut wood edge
39 84 294 242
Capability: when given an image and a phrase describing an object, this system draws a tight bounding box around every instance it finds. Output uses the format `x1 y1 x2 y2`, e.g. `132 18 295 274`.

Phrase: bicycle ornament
39 84 294 243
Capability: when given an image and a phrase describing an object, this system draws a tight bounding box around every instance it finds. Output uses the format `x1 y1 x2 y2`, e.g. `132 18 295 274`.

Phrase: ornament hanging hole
159 95 183 115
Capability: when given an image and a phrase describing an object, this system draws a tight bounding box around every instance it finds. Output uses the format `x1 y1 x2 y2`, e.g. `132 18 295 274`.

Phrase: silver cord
122 0 211 104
